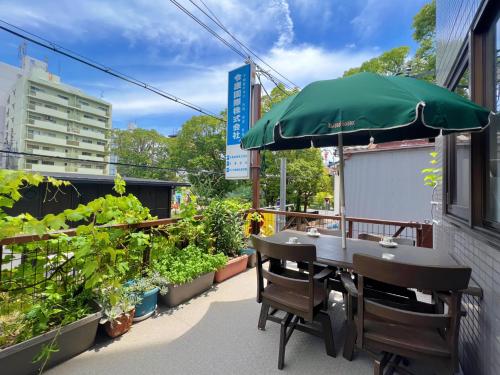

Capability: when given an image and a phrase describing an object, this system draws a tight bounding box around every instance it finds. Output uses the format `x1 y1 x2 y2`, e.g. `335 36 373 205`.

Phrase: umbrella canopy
241 72 492 150
241 72 493 250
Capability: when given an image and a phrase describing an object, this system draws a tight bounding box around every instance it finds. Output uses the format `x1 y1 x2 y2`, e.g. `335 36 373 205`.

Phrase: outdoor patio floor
47 268 374 375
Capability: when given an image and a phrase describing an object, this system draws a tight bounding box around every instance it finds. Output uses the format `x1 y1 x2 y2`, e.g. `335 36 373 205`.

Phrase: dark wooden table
267 230 461 269
266 230 482 297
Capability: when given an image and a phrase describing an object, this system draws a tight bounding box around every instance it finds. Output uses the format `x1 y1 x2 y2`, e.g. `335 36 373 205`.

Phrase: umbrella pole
338 133 347 250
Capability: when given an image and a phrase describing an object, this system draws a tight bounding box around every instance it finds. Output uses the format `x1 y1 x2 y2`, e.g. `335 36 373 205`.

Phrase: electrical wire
169 0 247 59
0 19 224 122
189 0 300 89
0 149 224 175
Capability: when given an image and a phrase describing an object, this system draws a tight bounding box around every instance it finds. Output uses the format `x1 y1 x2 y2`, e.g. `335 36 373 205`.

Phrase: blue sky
0 0 429 135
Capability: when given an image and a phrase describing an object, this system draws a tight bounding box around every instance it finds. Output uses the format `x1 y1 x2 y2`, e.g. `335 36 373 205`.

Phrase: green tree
343 46 410 77
168 113 239 202
287 149 325 212
411 0 436 82
112 128 173 180
343 1 435 81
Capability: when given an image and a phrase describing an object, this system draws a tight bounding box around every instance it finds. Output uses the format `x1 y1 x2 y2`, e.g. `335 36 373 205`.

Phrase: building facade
2 56 112 175
435 1 499 374
0 61 22 168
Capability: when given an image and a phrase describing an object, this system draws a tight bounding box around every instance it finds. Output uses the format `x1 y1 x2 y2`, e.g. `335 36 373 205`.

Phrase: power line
0 19 224 122
170 0 296 91
0 149 224 175
191 0 300 89
169 0 247 59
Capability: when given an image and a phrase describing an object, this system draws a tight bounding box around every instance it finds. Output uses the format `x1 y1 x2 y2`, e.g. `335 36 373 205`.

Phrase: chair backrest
354 253 471 361
251 235 317 318
353 253 471 291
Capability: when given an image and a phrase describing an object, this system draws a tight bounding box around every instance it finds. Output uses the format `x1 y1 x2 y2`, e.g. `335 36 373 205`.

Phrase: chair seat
356 317 451 358
262 283 326 313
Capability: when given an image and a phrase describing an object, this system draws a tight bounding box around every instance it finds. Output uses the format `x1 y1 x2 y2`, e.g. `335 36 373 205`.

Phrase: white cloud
0 0 295 52
105 45 377 120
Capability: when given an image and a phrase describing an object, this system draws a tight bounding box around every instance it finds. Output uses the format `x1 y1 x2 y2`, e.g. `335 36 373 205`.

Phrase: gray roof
41 172 190 187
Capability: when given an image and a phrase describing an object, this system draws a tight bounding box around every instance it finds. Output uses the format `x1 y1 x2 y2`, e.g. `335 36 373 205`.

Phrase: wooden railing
252 209 433 248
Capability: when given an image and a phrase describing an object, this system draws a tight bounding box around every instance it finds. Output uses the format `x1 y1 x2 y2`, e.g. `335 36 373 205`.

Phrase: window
41 160 55 166
26 159 39 164
57 94 68 100
81 139 92 144
96 141 106 146
82 152 92 156
447 67 471 220
484 16 500 227
83 114 93 119
79 100 89 106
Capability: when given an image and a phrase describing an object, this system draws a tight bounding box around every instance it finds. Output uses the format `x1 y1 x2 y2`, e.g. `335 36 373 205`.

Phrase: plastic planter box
159 271 215 307
0 307 101 375
133 287 159 321
214 254 248 283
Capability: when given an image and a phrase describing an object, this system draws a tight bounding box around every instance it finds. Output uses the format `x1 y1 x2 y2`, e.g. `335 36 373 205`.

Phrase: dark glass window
484 18 500 225
447 68 471 220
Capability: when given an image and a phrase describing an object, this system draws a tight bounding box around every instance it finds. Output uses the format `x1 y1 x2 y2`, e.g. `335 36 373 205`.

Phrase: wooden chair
343 254 471 375
251 235 336 370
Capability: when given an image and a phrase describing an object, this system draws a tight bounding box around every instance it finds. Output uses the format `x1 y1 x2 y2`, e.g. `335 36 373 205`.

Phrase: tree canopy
112 128 173 180
343 1 435 81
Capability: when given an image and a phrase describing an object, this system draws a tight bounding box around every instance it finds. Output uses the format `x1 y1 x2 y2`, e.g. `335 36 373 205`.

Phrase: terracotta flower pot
104 309 135 338
214 254 248 283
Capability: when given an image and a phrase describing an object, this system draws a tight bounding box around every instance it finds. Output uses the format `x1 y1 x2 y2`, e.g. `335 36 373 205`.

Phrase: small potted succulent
99 287 139 338
125 272 169 321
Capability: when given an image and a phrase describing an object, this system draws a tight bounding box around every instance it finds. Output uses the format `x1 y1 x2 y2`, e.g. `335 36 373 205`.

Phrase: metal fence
0 217 184 315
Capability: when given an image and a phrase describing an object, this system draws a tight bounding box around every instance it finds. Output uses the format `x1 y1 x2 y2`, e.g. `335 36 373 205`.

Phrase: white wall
336 146 434 222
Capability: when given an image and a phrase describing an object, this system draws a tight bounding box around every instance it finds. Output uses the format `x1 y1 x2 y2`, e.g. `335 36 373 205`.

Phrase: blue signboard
226 64 252 179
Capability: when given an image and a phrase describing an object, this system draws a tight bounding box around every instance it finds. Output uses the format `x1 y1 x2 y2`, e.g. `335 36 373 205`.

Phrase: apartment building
2 56 112 175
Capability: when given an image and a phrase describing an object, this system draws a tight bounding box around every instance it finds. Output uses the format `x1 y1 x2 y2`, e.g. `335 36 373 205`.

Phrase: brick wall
434 137 500 375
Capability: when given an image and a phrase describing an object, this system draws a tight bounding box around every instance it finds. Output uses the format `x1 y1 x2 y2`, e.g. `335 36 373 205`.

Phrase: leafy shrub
203 199 247 257
153 243 227 285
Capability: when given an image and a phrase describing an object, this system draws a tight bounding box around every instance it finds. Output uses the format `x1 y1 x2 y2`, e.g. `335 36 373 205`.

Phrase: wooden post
416 224 433 248
251 83 262 209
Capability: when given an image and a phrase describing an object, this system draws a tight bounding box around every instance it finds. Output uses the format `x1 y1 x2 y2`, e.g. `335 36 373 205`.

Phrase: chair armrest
340 272 358 297
435 292 468 317
313 268 334 282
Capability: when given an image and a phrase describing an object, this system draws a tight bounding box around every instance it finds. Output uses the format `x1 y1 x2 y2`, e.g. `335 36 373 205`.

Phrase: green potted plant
0 291 101 375
153 243 227 307
125 272 169 321
203 199 249 282
99 287 139 338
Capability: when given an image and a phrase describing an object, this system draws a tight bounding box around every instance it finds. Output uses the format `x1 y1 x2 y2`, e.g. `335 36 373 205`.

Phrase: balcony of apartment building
24 160 65 173
26 132 68 147
77 165 105 175
26 147 67 159
76 101 110 118
78 114 109 129
28 102 69 120
27 117 67 134
28 88 70 107
77 152 106 162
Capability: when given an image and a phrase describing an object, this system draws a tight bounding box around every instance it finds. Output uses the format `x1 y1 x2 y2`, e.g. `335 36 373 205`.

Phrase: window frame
443 0 500 246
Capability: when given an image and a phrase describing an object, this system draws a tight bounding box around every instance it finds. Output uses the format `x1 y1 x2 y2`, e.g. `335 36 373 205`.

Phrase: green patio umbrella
241 72 493 249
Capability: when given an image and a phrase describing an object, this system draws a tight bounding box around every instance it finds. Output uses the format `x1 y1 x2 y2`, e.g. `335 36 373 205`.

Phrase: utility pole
250 82 261 209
